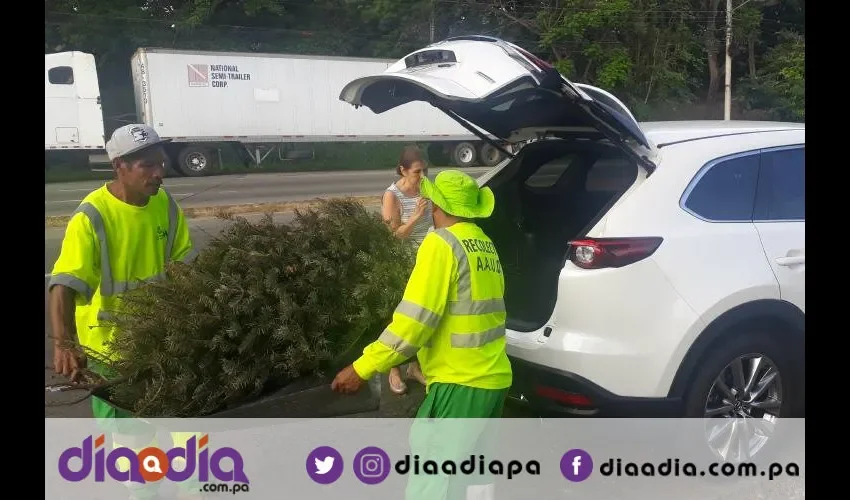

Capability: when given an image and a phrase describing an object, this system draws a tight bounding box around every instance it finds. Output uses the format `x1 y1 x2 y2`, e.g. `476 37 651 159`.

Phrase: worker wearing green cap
332 169 511 499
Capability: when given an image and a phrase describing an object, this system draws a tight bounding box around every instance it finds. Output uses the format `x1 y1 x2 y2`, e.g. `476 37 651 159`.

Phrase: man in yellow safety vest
332 169 512 500
48 123 200 499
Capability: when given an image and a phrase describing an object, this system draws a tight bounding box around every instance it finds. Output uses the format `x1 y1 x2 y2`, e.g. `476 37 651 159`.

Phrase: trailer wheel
479 143 504 167
176 146 216 177
452 142 478 168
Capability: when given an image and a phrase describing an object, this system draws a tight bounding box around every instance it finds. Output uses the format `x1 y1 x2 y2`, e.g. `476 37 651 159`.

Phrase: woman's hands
411 198 429 221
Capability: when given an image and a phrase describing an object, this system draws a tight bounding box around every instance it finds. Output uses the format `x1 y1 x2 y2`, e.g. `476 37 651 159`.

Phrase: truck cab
45 52 106 153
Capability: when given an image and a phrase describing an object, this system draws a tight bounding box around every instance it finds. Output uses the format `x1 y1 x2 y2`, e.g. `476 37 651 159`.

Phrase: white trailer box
130 48 500 175
45 52 106 153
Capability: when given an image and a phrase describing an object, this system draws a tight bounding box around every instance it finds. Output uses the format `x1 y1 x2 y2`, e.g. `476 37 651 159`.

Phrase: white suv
341 36 805 419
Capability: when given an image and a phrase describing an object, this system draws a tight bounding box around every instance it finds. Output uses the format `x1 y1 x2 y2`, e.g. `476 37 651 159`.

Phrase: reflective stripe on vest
73 191 180 299
378 227 506 353
434 228 506 349
377 328 420 358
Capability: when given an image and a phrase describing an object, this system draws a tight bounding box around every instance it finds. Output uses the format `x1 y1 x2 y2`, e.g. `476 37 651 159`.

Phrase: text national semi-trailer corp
187 63 252 88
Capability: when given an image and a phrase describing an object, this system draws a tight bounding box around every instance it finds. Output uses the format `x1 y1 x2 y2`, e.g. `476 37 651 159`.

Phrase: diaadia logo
57 434 250 485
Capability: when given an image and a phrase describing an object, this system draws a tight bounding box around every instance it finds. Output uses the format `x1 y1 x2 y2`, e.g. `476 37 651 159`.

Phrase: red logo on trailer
187 64 209 87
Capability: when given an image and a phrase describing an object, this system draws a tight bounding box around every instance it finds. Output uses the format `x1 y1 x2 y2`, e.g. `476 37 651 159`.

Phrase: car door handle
776 256 805 266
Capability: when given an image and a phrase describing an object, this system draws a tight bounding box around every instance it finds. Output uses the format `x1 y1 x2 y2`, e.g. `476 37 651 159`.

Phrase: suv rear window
754 146 805 221
683 153 760 221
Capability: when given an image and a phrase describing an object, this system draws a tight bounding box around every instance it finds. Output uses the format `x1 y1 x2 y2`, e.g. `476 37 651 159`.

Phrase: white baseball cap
105 124 171 161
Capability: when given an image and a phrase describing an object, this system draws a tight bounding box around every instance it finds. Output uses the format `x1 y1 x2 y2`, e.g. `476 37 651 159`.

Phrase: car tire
678 328 801 469
683 329 799 418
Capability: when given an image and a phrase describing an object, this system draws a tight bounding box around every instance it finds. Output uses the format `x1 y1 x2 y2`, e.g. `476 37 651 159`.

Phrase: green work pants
89 361 203 498
405 383 507 500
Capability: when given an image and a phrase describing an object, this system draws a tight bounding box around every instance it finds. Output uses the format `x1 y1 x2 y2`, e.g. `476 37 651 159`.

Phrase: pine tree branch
45 373 129 407
53 199 414 417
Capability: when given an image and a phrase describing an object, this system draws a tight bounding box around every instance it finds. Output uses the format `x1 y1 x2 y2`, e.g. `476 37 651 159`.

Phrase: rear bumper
507 357 683 417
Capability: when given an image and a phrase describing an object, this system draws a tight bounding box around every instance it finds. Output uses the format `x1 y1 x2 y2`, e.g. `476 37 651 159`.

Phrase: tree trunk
748 38 757 79
707 52 720 102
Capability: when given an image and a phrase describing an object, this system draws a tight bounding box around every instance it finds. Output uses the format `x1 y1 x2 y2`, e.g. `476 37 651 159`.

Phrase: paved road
44 213 429 418
45 167 491 216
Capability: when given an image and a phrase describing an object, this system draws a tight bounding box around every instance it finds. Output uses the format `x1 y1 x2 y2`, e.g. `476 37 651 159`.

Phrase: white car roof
639 120 805 146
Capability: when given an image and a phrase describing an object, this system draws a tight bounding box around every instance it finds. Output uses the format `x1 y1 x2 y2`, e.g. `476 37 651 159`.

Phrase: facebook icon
560 449 593 482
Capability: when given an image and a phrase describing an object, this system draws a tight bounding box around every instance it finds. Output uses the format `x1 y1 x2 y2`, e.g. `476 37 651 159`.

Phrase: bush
99 199 417 417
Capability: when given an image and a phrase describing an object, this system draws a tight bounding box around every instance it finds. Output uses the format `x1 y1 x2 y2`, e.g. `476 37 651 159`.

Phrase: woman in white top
381 145 433 394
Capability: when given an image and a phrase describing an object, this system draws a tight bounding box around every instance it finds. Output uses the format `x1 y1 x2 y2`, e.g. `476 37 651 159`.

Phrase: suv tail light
568 237 663 270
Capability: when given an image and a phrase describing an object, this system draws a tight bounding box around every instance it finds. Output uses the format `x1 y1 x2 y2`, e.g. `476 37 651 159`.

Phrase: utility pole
430 0 436 42
724 0 733 120
724 0 762 120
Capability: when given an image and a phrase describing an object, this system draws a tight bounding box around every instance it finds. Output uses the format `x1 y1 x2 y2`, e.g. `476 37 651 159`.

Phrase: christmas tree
93 199 417 417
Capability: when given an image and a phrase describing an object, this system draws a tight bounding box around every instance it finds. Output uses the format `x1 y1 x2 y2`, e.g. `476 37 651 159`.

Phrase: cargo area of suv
338 36 659 335
477 139 640 332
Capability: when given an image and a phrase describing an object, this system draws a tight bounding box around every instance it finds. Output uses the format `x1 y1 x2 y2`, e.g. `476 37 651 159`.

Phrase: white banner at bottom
45 417 805 500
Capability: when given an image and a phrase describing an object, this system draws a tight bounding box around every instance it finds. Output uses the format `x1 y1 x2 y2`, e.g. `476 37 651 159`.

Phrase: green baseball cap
419 170 495 219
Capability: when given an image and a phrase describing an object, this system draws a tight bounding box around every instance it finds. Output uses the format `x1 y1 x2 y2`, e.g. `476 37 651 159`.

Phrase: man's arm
49 285 81 378
351 233 456 380
48 212 100 378
170 204 198 264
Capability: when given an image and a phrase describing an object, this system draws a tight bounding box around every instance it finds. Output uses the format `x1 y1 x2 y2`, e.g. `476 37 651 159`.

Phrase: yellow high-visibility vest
353 221 512 391
49 185 196 358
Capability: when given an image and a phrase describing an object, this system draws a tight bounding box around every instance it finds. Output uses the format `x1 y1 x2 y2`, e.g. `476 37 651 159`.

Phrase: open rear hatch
339 35 658 172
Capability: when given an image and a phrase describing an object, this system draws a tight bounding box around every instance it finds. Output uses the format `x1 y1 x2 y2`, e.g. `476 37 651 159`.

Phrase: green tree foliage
98 199 417 417
737 30 804 121
45 0 804 127
467 0 803 119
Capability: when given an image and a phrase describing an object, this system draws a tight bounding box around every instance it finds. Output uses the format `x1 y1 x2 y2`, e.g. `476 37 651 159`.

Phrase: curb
45 195 384 229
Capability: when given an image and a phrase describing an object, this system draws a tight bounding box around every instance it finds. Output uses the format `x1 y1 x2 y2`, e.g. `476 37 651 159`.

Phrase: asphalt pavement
44 167 491 216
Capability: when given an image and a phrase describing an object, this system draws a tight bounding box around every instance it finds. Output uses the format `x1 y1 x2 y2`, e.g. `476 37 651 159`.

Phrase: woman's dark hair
396 145 424 176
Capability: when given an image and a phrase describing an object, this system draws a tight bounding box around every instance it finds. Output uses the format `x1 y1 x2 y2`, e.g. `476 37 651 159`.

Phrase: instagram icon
353 446 391 485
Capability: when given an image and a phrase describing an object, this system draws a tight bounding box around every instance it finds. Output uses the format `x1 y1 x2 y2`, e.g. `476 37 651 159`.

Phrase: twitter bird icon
306 446 344 484
315 456 335 475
